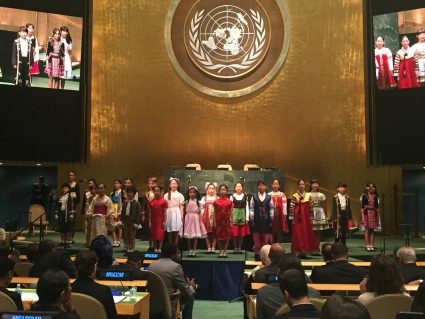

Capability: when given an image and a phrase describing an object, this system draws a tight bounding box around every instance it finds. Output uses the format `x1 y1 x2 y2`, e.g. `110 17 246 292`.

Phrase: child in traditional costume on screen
26 23 40 82
82 184 97 247
250 181 274 260
230 182 250 254
45 28 64 89
375 36 396 89
269 179 288 244
121 186 141 253
12 26 33 87
290 179 318 256
214 184 233 258
183 186 207 257
164 178 184 245
55 183 75 248
411 29 425 86
394 35 419 89
88 183 115 244
149 186 168 253
332 182 352 246
110 179 124 247
59 26 73 89
309 179 328 244
201 182 218 254
360 182 380 252
143 177 158 252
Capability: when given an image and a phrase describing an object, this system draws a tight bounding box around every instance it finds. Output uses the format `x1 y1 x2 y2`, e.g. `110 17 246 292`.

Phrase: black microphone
188 175 192 183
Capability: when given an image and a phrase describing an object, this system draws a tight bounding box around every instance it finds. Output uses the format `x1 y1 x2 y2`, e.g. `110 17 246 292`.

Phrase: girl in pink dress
201 183 218 253
214 184 233 258
183 186 207 257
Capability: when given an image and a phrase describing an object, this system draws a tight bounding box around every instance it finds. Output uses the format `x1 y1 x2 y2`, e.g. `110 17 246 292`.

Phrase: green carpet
193 300 243 319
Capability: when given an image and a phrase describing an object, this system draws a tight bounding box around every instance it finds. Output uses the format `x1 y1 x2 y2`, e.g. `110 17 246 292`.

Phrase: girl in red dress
201 183 218 253
394 36 419 89
375 36 396 89
214 184 233 258
230 182 250 254
290 179 319 255
269 179 288 243
149 186 168 253
361 182 380 252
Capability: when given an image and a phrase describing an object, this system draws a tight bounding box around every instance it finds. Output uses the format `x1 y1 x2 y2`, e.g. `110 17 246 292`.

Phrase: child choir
57 172 382 256
375 29 425 89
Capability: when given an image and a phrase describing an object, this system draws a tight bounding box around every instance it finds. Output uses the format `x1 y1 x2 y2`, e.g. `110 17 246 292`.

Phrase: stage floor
13 230 425 262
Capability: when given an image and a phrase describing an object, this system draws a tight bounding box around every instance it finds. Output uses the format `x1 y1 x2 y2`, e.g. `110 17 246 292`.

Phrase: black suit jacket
71 278 117 319
310 261 334 283
29 251 76 278
254 263 279 283
0 286 23 310
276 304 320 318
401 263 425 284
312 259 365 284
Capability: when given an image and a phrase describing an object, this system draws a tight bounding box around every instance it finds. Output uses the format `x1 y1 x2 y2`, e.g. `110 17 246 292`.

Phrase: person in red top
149 186 168 253
269 179 288 243
214 184 233 258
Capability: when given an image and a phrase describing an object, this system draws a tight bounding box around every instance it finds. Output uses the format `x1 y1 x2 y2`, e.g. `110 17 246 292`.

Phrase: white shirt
19 38 28 57
337 193 347 210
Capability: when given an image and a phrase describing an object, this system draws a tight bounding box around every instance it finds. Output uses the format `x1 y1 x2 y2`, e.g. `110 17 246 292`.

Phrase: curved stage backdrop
59 0 402 233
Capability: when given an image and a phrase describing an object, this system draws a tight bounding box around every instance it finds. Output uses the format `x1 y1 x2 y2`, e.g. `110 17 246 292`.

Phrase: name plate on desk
1 311 60 319
98 269 134 280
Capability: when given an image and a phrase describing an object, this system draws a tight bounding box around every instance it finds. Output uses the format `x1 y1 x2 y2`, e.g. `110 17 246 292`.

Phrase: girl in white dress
60 26 73 89
309 179 328 243
165 178 184 245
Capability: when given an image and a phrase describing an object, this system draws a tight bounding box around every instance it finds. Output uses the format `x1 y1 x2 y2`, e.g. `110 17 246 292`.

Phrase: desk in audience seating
245 261 425 268
15 289 150 318
19 255 155 265
11 277 147 288
251 283 420 292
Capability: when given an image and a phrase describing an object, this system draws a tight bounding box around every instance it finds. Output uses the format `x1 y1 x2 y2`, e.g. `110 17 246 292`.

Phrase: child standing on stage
121 186 141 253
231 182 249 254
375 36 396 89
88 183 115 244
26 23 40 82
394 35 419 89
214 185 233 258
360 182 380 251
45 28 64 89
12 26 33 87
67 170 80 244
165 178 184 245
55 183 75 248
183 186 207 257
59 26 73 89
309 179 328 243
82 184 96 247
110 179 124 247
149 186 168 253
290 179 318 255
143 177 158 252
269 179 288 243
250 181 274 259
201 183 218 254
332 182 352 245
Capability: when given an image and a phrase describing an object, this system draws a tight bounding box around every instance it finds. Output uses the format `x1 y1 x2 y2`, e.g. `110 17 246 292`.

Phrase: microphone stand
380 193 385 254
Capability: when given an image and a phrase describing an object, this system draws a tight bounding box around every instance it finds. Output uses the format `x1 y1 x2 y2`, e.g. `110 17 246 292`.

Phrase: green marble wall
373 13 399 54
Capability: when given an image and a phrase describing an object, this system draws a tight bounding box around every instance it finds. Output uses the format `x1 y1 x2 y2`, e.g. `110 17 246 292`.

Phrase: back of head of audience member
161 243 180 262
367 255 405 296
75 251 97 279
39 239 56 255
321 295 371 319
32 270 71 311
126 251 144 269
396 246 417 264
259 244 271 266
278 254 305 277
90 235 113 269
279 269 309 306
269 243 285 265
0 240 11 258
331 242 348 260
0 257 15 287
27 243 40 263
321 243 333 262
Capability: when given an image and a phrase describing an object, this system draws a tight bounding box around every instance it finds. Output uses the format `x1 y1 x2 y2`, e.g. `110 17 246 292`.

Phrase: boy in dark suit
332 183 352 245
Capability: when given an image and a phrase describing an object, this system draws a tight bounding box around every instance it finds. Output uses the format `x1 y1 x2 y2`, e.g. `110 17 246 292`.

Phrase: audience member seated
275 269 320 319
31 269 80 318
250 244 271 280
254 243 285 283
149 243 195 319
29 239 75 278
71 251 117 319
358 255 408 305
311 243 365 284
397 246 425 284
26 243 40 263
109 251 147 280
256 254 320 319
310 243 333 283
90 235 115 269
321 295 371 319
0 228 6 241
0 240 19 264
411 281 425 312
0 257 23 310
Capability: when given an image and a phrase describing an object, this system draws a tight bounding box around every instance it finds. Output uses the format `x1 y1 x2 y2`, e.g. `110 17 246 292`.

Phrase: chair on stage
217 164 233 171
243 164 259 171
71 293 108 319
276 298 326 316
28 204 48 235
142 269 181 319
185 163 201 170
14 262 33 277
365 294 413 319
0 291 18 311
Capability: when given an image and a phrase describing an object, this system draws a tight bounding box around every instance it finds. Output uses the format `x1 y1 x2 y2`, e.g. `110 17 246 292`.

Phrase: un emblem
165 0 290 98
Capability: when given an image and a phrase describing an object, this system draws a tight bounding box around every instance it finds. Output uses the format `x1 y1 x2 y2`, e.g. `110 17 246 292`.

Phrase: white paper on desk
21 292 39 303
113 296 126 303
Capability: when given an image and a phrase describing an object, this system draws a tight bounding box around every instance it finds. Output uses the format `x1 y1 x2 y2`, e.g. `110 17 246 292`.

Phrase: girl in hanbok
201 183 218 253
88 183 115 244
375 36 396 89
394 36 419 89
411 29 425 86
164 178 184 245
269 179 288 243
